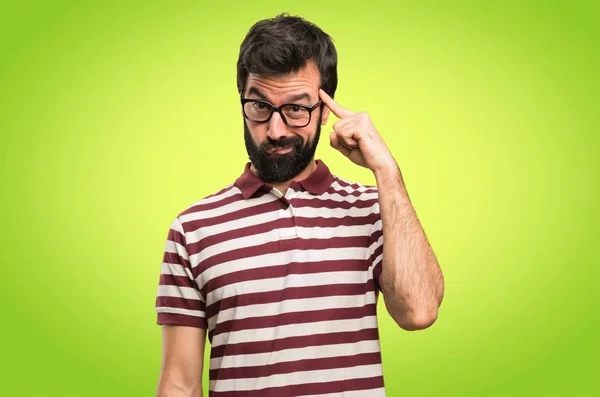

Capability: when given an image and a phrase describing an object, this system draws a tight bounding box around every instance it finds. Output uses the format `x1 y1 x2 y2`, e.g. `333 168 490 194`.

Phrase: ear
320 106 331 125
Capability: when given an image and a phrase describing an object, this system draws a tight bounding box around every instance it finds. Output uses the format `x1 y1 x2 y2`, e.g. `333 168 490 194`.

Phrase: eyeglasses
241 93 322 128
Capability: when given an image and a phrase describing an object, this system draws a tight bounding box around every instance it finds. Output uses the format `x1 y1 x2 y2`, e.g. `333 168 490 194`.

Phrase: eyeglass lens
243 101 311 127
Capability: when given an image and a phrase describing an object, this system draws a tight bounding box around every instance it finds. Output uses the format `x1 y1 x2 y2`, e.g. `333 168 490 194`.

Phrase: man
156 14 444 397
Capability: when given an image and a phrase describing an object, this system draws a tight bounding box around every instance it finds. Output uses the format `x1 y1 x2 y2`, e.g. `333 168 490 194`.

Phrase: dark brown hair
236 13 338 98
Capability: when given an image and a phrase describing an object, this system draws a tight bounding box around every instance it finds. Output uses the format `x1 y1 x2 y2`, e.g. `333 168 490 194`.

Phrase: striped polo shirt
156 159 385 397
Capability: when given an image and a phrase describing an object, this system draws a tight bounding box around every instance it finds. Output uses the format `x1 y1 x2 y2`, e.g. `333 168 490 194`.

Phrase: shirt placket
275 188 298 240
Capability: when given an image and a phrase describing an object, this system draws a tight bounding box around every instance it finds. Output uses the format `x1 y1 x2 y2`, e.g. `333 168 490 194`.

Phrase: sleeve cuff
157 312 208 329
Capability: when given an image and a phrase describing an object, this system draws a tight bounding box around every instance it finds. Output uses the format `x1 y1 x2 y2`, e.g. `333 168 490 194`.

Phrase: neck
252 159 318 196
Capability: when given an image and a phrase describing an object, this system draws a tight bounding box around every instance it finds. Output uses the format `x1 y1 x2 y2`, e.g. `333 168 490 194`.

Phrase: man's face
242 62 330 183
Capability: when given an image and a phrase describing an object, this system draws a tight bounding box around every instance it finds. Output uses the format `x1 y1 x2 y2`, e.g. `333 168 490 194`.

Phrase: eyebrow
247 87 312 104
286 93 311 103
247 87 268 100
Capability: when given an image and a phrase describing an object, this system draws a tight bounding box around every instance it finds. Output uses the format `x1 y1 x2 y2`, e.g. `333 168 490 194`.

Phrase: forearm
374 165 444 330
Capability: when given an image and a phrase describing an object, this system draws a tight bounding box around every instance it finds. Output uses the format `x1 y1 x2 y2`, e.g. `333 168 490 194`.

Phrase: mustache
260 136 304 151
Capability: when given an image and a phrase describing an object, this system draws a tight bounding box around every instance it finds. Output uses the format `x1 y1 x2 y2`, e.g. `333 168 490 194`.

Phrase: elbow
380 281 443 331
157 385 201 397
392 307 439 331
156 375 202 397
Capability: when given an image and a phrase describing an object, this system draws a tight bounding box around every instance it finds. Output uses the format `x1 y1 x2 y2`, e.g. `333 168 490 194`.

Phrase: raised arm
320 88 444 330
156 325 206 397
373 166 444 330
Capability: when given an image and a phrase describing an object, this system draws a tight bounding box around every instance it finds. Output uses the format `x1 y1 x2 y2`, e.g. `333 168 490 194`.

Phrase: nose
267 111 288 141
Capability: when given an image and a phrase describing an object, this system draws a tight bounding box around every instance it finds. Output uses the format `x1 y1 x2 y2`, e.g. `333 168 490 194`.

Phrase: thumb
329 131 351 157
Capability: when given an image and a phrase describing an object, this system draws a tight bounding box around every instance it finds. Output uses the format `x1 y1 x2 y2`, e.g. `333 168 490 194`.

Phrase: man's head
237 14 338 183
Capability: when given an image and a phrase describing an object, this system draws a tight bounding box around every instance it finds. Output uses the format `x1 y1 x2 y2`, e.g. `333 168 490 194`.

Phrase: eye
253 102 268 110
289 105 303 113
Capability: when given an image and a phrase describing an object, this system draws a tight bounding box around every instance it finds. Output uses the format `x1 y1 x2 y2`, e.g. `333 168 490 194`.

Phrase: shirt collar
234 160 334 199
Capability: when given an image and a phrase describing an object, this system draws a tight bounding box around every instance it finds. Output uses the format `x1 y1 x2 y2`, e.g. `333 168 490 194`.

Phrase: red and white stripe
157 162 385 396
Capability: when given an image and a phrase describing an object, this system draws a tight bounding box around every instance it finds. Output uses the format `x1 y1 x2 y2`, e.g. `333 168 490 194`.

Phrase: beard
244 117 321 183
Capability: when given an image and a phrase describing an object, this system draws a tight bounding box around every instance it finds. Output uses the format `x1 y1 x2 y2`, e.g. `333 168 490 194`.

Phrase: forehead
245 62 320 101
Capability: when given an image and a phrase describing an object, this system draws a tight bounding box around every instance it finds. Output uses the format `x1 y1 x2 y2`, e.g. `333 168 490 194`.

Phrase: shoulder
329 174 379 198
174 183 243 225
324 174 380 218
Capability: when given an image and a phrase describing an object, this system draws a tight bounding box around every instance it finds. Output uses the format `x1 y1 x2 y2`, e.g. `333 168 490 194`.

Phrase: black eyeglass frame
240 93 322 128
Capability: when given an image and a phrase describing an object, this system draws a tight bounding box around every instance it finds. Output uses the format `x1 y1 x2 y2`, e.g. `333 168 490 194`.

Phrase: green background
1 1 598 396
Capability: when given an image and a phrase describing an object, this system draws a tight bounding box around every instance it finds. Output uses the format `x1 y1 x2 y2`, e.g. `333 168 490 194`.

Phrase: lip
268 147 293 155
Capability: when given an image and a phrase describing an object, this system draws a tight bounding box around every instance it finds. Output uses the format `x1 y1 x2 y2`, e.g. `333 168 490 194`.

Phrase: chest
190 193 378 330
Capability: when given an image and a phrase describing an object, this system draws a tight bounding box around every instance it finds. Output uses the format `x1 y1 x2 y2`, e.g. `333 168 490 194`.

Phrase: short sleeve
368 201 384 292
155 217 207 329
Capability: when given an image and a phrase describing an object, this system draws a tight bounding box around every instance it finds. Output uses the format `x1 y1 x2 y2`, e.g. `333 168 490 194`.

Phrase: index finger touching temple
319 89 355 119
